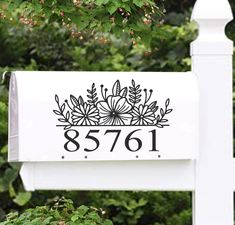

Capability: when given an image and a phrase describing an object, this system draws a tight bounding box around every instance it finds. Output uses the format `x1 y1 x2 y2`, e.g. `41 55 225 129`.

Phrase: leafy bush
0 14 196 73
0 198 113 225
12 191 191 225
81 191 192 225
0 0 165 47
0 22 74 71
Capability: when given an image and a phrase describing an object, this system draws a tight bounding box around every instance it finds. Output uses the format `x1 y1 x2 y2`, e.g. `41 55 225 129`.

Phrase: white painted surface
191 0 234 224
9 72 198 161
192 0 233 20
20 161 195 191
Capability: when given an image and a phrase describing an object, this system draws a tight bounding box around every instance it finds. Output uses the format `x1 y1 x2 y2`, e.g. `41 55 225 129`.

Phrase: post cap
192 0 233 21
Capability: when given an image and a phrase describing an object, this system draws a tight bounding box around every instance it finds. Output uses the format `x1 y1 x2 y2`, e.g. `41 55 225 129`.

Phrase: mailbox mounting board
9 71 198 162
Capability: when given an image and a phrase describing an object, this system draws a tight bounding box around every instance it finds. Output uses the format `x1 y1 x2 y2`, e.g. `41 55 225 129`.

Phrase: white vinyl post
191 0 234 224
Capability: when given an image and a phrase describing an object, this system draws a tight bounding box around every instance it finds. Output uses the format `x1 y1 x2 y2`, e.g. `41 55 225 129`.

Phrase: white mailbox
9 71 198 163
6 0 235 223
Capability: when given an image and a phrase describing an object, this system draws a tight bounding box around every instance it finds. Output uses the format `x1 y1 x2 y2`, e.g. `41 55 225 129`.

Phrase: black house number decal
53 80 173 155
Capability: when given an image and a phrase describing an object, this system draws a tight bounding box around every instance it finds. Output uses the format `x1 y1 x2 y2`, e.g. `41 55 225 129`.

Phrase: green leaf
77 205 89 217
42 216 53 225
58 3 75 13
103 219 113 225
133 0 144 7
103 21 112 32
121 3 131 12
32 0 42 12
4 168 18 185
140 32 152 47
9 183 16 198
0 156 5 168
43 0 54 7
113 26 123 37
13 192 32 206
0 101 8 136
69 13 90 31
71 215 79 222
95 0 109 6
0 179 7 192
0 145 8 154
106 2 119 14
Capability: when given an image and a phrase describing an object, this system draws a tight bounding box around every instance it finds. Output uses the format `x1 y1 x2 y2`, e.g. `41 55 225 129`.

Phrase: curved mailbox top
9 71 198 162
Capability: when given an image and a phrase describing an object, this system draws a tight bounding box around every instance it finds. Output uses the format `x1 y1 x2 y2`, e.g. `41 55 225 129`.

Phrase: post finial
191 0 233 56
192 0 233 21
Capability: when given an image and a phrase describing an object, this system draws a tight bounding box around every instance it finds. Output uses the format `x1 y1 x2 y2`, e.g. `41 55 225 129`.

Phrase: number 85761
64 129 158 153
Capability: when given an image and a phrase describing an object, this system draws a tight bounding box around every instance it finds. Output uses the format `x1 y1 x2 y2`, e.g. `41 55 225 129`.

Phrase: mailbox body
9 71 198 162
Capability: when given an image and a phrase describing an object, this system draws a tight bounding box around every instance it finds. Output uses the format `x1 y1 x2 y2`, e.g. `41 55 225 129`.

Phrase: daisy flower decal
72 103 99 125
53 79 173 129
131 104 156 125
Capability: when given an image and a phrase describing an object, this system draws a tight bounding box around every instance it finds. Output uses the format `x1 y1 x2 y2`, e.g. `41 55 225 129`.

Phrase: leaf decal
120 87 127 97
87 83 99 106
70 95 79 107
112 80 121 96
129 79 142 107
64 125 72 130
66 111 70 120
149 101 157 109
55 94 59 103
166 109 173 114
149 101 158 112
165 98 170 107
78 96 84 105
53 110 60 115
156 99 173 128
53 95 72 126
61 103 65 112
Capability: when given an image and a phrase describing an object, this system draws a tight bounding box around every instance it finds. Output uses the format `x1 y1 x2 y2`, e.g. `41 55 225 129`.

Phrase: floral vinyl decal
53 80 173 129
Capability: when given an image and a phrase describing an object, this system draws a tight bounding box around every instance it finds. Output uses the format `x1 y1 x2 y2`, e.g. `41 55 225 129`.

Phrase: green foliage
11 191 191 225
0 22 74 70
0 0 165 47
79 191 192 225
0 13 196 73
70 35 133 71
166 210 192 225
0 198 113 225
0 101 7 138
